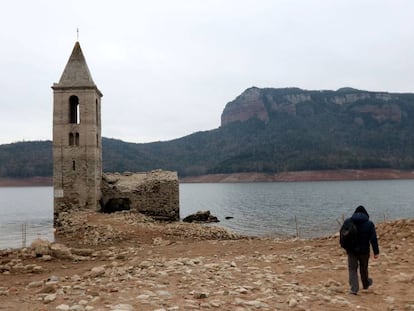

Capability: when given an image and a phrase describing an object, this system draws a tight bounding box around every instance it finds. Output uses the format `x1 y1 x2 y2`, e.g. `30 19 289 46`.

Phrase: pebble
89 265 106 277
69 305 85 311
385 296 396 304
27 281 44 288
288 298 298 307
43 293 57 304
111 304 134 311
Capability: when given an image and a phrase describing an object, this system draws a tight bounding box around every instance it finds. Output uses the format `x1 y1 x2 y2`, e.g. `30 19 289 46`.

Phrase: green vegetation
2 88 414 178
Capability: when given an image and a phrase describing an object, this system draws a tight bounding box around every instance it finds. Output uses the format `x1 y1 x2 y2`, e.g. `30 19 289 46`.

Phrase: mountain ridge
221 86 406 126
2 86 414 179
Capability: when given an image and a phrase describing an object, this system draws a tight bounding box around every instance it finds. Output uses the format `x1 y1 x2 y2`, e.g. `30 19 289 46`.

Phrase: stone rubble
0 240 369 310
0 217 412 310
55 210 241 247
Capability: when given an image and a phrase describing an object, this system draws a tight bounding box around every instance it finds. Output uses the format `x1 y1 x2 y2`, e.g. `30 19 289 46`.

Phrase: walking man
340 205 380 294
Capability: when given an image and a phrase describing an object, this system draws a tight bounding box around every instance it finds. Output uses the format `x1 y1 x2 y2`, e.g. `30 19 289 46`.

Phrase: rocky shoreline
0 211 413 311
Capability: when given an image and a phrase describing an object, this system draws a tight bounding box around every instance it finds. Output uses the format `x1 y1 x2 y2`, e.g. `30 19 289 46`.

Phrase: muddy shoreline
1 169 414 187
0 176 53 187
180 168 414 183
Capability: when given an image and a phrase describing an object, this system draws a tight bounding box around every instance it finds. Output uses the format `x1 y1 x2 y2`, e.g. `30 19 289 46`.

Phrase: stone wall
101 170 179 221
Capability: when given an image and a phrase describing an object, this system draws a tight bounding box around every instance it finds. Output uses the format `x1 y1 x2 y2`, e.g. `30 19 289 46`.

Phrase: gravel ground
0 211 413 311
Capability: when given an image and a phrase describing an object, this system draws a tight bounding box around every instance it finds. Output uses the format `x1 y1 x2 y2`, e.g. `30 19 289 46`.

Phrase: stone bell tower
52 41 103 222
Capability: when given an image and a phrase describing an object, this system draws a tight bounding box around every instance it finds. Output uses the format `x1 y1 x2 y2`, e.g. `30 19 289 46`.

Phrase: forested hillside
0 141 52 177
2 87 414 178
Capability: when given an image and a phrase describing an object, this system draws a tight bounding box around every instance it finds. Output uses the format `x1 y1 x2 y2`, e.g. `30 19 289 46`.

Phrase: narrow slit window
69 96 80 124
69 133 74 146
72 161 76 171
96 99 99 125
75 133 80 146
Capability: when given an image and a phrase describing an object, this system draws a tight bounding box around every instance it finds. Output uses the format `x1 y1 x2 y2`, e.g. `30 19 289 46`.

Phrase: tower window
75 133 80 146
72 160 76 171
69 133 74 146
96 99 99 125
69 96 80 124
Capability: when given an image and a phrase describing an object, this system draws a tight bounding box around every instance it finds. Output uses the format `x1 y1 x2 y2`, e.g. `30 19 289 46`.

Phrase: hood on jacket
354 205 369 217
352 205 370 224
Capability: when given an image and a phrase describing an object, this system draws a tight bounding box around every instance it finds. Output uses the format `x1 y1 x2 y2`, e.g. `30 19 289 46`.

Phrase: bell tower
52 41 103 222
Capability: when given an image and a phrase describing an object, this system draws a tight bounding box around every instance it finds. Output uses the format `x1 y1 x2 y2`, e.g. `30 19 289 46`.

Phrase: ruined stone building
52 42 179 224
101 170 179 221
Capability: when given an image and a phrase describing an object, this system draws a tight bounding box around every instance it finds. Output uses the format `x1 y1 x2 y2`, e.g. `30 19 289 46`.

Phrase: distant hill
2 87 414 178
0 141 52 177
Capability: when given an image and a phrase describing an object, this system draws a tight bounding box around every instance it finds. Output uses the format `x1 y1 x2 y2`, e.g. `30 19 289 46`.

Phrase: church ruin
52 41 103 214
52 41 179 224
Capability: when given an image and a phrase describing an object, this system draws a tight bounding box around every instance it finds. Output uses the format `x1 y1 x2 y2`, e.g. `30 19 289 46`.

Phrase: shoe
363 278 373 289
349 291 358 295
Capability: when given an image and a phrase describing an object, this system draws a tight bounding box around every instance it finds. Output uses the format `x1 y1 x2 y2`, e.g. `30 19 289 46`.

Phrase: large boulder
183 210 219 223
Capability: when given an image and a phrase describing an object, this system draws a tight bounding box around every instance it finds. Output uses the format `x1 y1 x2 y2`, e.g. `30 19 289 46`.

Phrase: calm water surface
0 187 53 249
1 180 414 248
179 180 414 237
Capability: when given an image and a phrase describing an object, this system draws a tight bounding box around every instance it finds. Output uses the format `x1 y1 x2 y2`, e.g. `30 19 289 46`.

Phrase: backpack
340 218 358 251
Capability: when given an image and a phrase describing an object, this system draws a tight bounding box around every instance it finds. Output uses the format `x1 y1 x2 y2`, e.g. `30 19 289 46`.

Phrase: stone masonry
52 41 103 221
101 170 179 221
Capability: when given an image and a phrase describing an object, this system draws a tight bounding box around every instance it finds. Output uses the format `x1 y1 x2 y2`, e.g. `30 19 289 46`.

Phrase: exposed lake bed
0 212 413 310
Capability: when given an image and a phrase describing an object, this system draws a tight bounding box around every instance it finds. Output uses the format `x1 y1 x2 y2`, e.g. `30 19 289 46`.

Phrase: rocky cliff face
221 87 404 126
221 87 270 125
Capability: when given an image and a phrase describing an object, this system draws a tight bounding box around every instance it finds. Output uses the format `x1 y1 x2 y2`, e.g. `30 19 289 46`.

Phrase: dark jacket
350 207 380 255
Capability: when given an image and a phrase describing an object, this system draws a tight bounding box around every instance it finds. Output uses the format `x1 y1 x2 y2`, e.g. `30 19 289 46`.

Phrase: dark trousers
348 252 370 293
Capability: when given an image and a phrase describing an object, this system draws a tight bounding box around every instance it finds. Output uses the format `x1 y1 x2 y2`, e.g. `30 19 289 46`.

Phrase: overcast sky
1 0 414 145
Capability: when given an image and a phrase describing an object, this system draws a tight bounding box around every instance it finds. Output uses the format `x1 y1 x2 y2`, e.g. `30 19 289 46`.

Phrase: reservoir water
0 187 54 249
1 179 414 249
